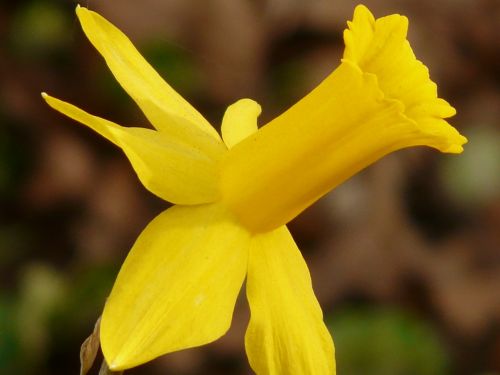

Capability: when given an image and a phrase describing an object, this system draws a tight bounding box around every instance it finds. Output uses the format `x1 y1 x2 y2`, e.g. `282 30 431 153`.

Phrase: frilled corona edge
343 5 466 153
219 5 467 233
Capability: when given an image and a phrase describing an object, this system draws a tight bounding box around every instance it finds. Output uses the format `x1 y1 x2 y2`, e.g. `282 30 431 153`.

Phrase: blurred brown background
1 0 499 374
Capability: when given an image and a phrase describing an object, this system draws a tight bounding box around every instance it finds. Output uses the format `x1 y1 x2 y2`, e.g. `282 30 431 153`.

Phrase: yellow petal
42 93 224 204
101 203 251 370
221 98 261 149
75 6 221 142
245 226 335 375
220 6 467 233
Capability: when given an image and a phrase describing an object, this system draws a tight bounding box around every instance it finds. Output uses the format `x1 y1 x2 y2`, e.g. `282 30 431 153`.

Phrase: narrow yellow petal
221 98 261 149
101 203 251 370
220 6 467 233
42 93 224 204
75 6 221 141
245 226 335 375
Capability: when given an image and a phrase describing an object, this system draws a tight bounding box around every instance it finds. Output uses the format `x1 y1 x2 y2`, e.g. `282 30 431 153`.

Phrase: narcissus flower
42 4 466 374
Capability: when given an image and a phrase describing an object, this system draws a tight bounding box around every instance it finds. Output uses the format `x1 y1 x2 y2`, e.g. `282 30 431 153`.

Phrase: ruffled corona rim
343 5 467 153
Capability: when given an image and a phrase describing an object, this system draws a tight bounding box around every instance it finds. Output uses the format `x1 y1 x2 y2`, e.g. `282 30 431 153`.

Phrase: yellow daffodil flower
42 4 466 374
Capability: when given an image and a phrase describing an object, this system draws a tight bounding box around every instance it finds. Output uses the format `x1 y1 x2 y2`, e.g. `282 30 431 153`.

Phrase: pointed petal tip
41 92 56 106
102 353 132 372
105 360 121 372
75 4 90 18
103 351 148 372
104 353 132 372
41 92 57 107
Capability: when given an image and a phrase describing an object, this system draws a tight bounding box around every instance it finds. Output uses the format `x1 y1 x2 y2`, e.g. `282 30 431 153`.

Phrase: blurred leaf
51 265 115 337
142 41 202 97
9 1 71 61
16 263 67 368
269 59 309 110
440 125 500 208
93 40 203 124
0 120 31 198
0 297 22 374
327 306 450 375
0 225 32 267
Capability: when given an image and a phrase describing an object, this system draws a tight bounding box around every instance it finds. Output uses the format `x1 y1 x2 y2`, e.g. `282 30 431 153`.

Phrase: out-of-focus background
1 0 499 374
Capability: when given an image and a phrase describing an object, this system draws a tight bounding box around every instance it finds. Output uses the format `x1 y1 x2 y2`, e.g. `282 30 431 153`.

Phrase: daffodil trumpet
43 4 466 374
